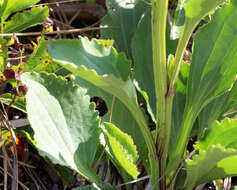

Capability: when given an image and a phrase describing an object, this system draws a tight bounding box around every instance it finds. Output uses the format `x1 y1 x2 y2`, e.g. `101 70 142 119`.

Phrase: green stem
168 108 197 173
152 0 168 141
169 21 194 92
151 0 169 188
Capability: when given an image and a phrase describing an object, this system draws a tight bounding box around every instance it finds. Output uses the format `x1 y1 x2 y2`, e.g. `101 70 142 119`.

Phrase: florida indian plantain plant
14 0 237 189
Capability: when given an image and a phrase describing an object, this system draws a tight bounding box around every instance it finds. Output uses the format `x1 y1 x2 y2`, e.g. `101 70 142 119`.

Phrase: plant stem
128 103 159 187
151 0 169 188
169 21 194 92
167 108 197 175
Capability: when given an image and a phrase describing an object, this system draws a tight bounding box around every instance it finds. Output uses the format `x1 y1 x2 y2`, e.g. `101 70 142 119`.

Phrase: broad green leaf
0 93 26 113
185 118 237 189
186 1 237 121
48 38 148 137
131 9 178 118
102 122 139 179
198 81 237 139
24 37 60 73
48 38 131 81
48 38 154 175
1 0 40 21
170 0 187 40
4 6 49 33
100 0 149 59
22 72 102 185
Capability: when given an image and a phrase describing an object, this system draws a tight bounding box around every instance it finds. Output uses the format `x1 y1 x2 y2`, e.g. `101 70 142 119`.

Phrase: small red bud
3 69 15 80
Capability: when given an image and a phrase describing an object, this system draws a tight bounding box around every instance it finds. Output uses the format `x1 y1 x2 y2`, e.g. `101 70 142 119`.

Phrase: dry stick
0 26 115 37
0 155 35 169
0 122 8 190
2 144 8 190
0 106 18 190
30 167 48 190
29 0 84 8
23 167 40 190
0 166 30 190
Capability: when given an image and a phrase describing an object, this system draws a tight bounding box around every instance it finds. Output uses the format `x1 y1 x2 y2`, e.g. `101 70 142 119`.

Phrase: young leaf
4 6 49 33
100 0 149 59
21 72 102 185
1 0 40 21
102 122 139 179
170 0 187 40
24 37 60 73
185 118 237 189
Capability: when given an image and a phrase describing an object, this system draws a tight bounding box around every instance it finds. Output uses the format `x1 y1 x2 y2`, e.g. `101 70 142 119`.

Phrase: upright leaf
186 1 237 115
100 0 149 59
4 6 49 33
22 72 102 185
185 118 237 189
168 1 237 174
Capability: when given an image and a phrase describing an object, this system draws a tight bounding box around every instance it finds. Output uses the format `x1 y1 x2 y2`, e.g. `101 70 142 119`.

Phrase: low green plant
2 0 237 189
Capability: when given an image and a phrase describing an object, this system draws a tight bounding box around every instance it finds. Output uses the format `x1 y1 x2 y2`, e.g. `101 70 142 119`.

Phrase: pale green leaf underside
22 72 102 185
103 122 139 179
4 6 49 33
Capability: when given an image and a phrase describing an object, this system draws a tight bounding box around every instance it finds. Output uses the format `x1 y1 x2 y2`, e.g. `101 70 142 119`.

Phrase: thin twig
0 106 18 190
0 26 116 37
29 0 84 8
0 166 30 190
109 96 115 123
0 155 35 169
